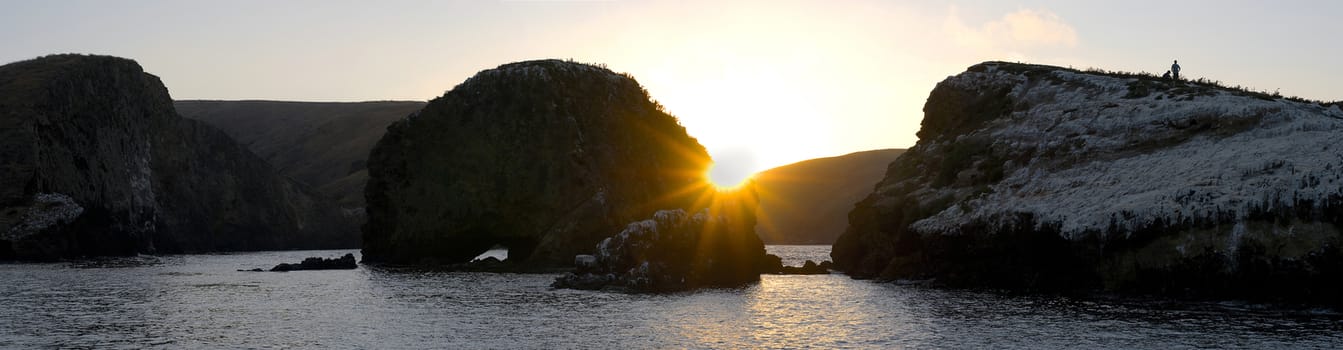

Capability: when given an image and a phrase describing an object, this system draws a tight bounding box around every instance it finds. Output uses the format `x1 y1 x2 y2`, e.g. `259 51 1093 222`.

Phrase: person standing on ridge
1171 60 1181 80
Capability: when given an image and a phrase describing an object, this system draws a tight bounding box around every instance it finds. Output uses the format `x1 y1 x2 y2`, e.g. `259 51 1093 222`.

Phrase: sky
3 0 1341 186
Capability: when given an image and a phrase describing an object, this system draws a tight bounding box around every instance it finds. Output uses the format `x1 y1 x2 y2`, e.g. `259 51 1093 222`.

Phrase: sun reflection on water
652 273 936 348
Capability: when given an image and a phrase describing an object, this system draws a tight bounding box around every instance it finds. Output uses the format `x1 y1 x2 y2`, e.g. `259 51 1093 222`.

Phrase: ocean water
1 246 1339 349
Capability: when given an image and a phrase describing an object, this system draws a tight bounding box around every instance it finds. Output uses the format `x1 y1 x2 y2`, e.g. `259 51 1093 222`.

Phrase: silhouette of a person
1162 70 1171 79
1171 60 1181 80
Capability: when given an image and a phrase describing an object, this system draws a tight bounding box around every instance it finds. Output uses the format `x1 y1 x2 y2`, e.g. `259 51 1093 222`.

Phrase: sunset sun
706 162 754 190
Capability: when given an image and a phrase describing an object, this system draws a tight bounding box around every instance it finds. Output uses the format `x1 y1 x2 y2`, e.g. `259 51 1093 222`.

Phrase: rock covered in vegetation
0 54 354 260
269 253 358 271
363 60 712 266
553 190 772 291
834 61 1343 305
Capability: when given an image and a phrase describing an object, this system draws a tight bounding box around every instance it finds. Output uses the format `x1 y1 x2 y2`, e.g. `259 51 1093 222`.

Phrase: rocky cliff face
753 149 904 244
0 54 354 260
153 117 357 251
363 60 718 265
834 62 1343 304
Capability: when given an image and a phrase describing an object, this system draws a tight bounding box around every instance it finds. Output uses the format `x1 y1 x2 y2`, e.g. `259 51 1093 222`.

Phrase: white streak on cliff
911 64 1343 240
4 193 85 241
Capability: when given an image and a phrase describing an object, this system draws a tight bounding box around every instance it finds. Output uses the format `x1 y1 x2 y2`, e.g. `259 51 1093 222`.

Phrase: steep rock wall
834 62 1343 304
0 54 354 260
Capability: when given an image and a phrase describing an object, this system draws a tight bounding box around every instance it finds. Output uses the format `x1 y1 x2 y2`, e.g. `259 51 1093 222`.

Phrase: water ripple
0 247 1339 349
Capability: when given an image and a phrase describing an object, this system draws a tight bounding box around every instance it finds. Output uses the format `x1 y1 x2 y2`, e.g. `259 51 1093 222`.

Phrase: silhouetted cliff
0 54 354 260
362 59 760 268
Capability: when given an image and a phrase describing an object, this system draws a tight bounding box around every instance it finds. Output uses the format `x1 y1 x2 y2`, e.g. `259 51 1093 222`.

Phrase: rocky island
0 54 356 260
834 62 1343 305
361 59 771 284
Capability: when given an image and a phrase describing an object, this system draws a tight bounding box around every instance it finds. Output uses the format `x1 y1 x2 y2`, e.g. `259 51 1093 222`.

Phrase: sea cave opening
472 245 508 262
469 237 539 263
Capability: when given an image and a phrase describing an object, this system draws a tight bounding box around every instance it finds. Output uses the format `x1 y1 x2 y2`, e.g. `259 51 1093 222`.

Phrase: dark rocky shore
0 55 356 261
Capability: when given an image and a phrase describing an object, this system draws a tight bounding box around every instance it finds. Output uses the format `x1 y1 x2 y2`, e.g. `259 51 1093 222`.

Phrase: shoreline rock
263 253 357 272
553 192 770 292
772 260 832 275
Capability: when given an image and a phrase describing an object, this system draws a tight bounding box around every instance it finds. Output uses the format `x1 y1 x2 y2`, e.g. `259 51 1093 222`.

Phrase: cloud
994 9 1078 47
944 6 1078 57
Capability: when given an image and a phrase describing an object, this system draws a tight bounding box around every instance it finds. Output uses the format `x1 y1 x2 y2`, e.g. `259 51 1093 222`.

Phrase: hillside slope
175 100 424 207
753 149 904 244
834 61 1343 304
0 55 355 260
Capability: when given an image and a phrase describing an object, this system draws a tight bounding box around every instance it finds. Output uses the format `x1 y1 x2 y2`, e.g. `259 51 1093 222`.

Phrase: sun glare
706 163 753 190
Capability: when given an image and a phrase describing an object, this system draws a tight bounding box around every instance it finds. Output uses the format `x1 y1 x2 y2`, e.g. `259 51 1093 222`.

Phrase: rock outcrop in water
362 59 715 266
553 190 773 291
270 253 358 271
0 54 355 260
776 260 832 275
834 62 1343 304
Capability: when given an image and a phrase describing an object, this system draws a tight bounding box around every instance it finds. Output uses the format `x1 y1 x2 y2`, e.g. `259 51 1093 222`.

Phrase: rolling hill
175 100 424 207
753 149 905 244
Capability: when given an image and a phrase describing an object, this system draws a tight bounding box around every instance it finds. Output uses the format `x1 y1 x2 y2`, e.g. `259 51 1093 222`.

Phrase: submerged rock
834 61 1343 305
363 59 712 266
269 253 358 271
554 191 772 292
